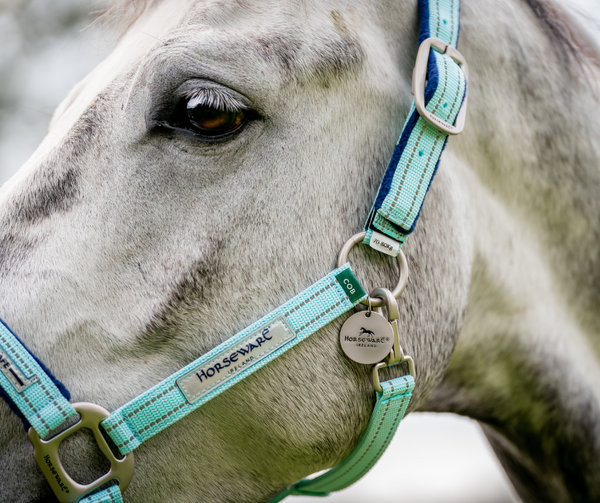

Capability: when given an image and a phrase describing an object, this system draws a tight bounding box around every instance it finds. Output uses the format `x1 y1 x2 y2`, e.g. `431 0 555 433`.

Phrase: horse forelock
102 0 600 73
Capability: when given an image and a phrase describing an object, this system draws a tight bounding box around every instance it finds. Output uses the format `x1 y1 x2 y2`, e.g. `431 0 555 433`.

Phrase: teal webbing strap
0 265 366 501
268 376 414 502
102 264 367 455
419 0 460 47
364 0 465 252
268 0 465 500
80 486 123 503
0 320 77 437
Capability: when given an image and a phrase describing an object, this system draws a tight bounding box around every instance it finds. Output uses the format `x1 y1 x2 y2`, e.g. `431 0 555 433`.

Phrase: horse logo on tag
339 311 394 365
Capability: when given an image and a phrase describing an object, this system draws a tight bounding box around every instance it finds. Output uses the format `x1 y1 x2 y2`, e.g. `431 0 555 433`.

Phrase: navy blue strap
363 0 466 250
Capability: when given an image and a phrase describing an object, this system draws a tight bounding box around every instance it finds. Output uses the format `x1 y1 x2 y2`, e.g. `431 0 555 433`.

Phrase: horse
1 0 599 501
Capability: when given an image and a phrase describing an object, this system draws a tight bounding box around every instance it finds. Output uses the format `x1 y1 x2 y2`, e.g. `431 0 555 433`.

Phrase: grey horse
1 0 599 501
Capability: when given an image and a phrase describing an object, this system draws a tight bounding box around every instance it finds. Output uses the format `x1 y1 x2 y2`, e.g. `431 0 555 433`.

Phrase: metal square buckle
28 403 134 503
411 37 469 135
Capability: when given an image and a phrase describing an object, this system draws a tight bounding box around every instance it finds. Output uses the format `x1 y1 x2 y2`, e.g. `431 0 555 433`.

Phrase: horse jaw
0 0 472 501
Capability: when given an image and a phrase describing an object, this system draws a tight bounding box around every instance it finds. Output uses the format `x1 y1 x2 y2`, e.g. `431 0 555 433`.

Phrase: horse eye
186 104 245 136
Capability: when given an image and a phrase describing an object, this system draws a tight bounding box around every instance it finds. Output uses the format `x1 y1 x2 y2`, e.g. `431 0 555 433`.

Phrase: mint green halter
0 1 467 501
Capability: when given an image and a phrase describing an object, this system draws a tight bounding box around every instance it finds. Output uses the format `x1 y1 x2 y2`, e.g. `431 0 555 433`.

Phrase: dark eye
159 87 252 141
186 104 245 136
161 86 252 140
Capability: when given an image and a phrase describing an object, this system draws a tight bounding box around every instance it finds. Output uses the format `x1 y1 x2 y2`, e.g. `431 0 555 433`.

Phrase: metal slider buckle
372 356 416 393
411 37 469 135
337 231 409 309
28 403 134 503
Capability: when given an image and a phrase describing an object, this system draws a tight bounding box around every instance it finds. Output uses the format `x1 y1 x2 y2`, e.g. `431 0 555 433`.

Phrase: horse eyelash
183 88 245 112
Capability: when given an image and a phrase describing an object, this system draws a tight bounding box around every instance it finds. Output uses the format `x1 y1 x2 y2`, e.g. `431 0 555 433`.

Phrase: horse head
1 0 599 501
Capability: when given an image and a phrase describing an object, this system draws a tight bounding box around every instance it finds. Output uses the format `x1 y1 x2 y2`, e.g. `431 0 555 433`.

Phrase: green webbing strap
0 265 367 502
269 0 465 499
268 376 414 502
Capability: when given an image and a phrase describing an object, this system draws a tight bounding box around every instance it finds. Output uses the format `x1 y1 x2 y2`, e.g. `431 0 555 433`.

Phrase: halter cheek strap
364 0 467 256
0 0 465 501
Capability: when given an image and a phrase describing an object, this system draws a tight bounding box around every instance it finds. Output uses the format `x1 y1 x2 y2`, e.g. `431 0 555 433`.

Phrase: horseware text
343 333 391 349
43 455 70 493
193 330 273 383
177 318 296 403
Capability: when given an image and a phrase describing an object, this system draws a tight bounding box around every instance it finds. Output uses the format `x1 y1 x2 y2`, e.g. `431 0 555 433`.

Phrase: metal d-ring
372 362 386 393
337 231 409 309
28 403 134 503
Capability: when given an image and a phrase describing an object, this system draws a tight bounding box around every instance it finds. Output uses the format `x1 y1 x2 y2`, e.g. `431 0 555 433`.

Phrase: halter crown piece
0 1 467 501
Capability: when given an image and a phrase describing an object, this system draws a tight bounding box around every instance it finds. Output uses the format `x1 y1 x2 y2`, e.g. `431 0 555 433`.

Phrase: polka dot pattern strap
364 0 466 249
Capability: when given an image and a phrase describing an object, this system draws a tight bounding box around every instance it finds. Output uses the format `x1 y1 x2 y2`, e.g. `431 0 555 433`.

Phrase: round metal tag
339 311 394 365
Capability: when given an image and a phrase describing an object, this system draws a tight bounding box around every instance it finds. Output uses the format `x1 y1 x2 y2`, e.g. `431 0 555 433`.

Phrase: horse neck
459 0 600 334
423 0 600 499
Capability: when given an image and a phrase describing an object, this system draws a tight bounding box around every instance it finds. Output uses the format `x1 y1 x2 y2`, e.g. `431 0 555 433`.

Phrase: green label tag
335 268 367 304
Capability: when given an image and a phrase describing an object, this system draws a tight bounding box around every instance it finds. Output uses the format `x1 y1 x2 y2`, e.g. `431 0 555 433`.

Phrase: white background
0 0 598 501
